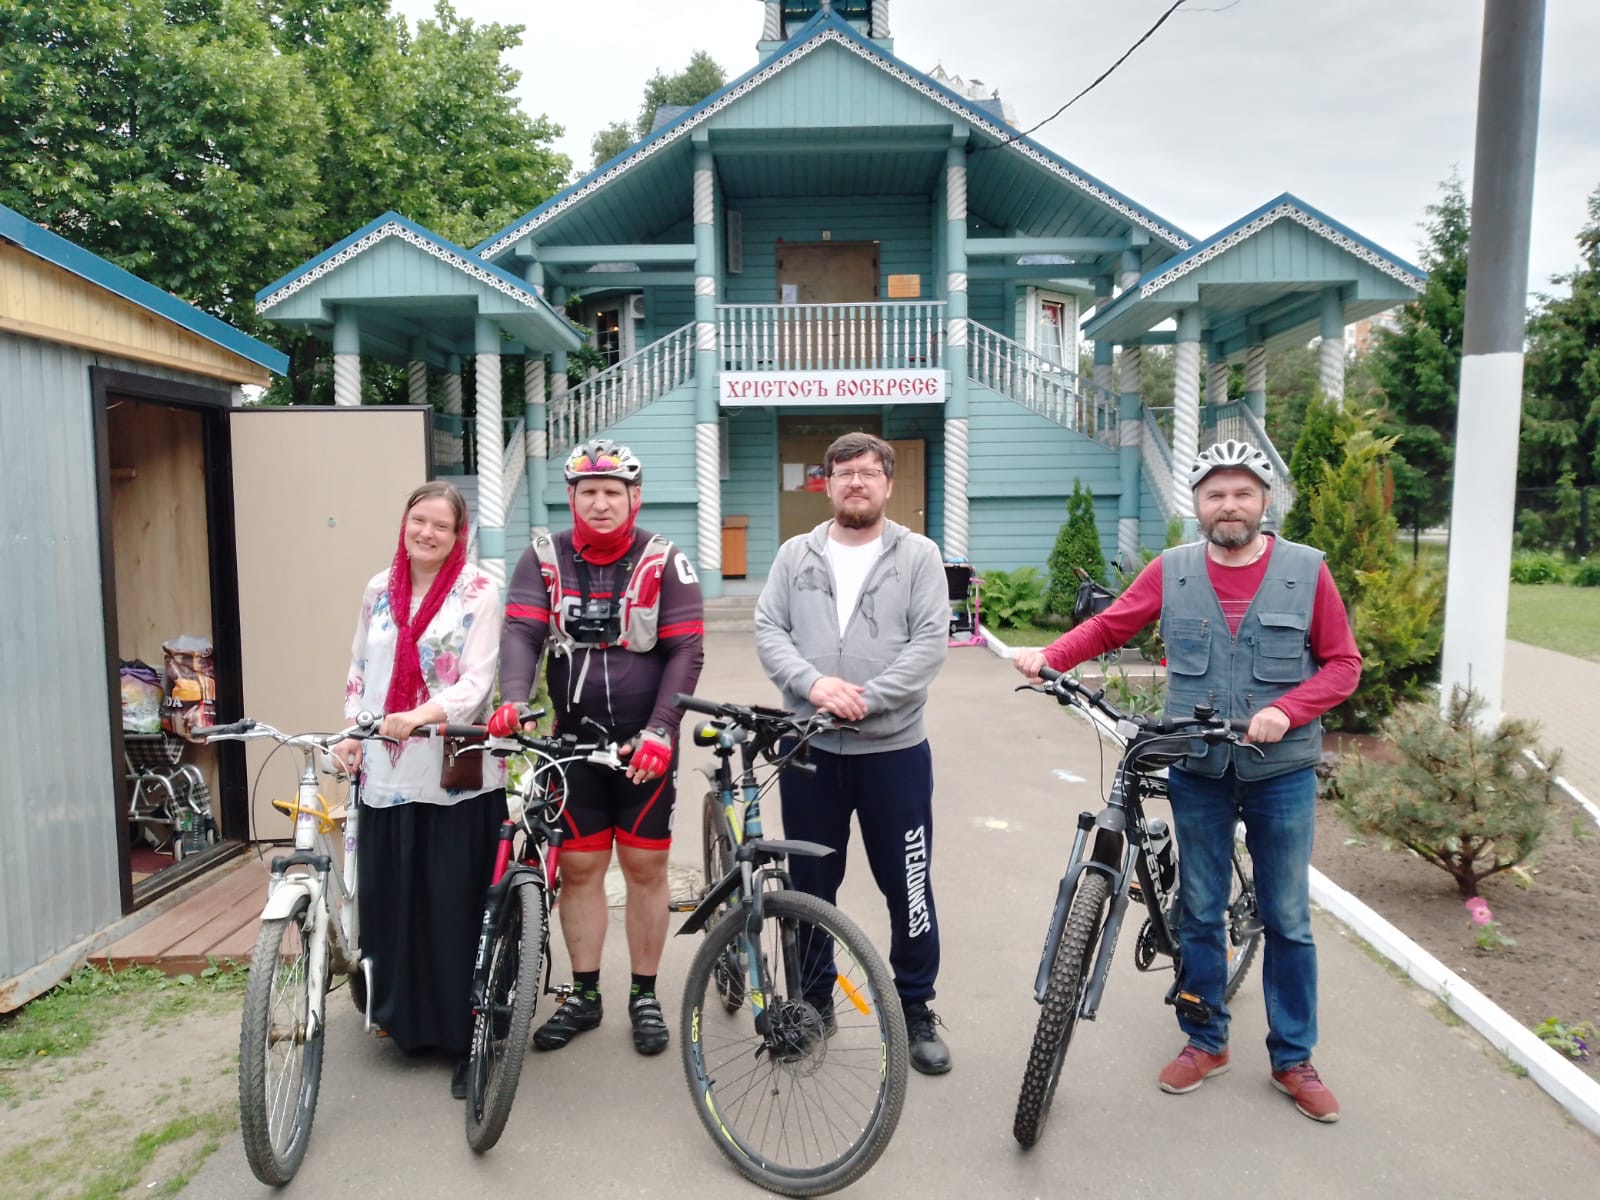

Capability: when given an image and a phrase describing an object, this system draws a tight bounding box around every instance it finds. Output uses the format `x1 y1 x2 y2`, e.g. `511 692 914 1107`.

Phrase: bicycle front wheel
465 879 546 1153
239 894 325 1185
682 890 907 1197
699 791 745 1012
1014 870 1111 1148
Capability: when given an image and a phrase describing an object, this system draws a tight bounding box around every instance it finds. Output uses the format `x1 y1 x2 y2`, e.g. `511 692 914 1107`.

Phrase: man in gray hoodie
755 432 953 1074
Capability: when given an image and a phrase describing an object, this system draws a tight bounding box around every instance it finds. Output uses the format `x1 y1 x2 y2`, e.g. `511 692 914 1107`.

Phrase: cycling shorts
556 753 677 853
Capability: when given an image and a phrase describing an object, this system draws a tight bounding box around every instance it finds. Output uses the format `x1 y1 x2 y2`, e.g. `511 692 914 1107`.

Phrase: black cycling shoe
533 991 603 1051
628 993 670 1055
904 1002 952 1075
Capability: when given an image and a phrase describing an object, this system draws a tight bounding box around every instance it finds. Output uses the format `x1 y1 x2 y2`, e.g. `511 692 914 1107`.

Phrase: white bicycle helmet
563 438 643 485
1189 439 1274 491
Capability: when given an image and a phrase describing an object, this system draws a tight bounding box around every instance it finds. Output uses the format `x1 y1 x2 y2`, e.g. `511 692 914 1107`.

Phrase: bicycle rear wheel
465 879 546 1153
682 890 907 1197
239 894 325 1185
1014 871 1111 1148
699 791 745 1012
1223 826 1262 1001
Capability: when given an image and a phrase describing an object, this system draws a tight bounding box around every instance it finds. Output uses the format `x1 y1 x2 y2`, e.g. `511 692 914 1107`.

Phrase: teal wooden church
256 0 1426 599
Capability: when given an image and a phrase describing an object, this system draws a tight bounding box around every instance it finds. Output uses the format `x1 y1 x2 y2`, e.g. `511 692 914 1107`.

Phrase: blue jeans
1166 764 1317 1071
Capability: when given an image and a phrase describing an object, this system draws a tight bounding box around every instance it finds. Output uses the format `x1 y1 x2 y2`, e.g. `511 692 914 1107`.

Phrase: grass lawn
1507 583 1600 660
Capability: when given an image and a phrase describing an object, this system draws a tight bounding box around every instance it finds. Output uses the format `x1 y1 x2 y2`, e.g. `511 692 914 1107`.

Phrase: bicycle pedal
1165 985 1214 1023
668 895 700 913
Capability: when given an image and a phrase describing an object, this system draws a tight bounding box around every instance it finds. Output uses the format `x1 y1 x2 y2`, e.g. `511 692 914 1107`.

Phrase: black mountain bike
672 693 908 1197
1011 668 1265 1148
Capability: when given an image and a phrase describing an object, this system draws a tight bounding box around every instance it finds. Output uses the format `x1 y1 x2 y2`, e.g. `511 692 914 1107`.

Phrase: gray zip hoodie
755 519 949 755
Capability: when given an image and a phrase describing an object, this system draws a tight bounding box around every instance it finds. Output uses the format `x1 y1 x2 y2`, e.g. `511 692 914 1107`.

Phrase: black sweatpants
778 741 940 1004
358 789 504 1055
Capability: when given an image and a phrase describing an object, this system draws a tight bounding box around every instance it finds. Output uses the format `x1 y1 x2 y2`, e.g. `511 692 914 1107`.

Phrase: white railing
549 322 695 449
968 324 1118 447
1142 407 1177 522
501 416 526 509
1203 401 1295 524
717 301 945 371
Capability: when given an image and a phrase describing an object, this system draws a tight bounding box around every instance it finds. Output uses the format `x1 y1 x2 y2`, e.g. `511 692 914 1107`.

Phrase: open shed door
230 406 433 839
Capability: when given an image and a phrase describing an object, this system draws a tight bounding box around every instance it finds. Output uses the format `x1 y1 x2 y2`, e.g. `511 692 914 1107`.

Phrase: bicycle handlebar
191 712 389 748
1033 667 1251 741
672 693 856 739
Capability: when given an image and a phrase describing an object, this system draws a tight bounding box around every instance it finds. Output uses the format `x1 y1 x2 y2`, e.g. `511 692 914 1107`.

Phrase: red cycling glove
628 728 673 777
487 703 524 738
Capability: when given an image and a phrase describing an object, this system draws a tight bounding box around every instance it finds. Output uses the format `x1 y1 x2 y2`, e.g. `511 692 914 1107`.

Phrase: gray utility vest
1159 537 1325 780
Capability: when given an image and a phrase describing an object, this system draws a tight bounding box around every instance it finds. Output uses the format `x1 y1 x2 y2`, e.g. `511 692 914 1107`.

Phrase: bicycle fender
262 876 316 921
746 837 834 860
676 870 743 936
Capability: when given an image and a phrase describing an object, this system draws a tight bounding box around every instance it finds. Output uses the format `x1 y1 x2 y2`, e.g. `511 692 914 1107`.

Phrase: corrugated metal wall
0 332 218 984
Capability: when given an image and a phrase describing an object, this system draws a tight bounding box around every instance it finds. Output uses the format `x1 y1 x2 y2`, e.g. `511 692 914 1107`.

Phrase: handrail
968 324 1118 446
501 416 526 509
1140 407 1177 522
549 322 695 449
717 301 946 372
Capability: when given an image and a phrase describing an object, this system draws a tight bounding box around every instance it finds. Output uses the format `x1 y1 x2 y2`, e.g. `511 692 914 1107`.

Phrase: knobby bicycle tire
681 890 908 1197
1223 832 1262 1001
465 879 546 1153
239 894 325 1185
700 791 745 1012
1014 871 1111 1148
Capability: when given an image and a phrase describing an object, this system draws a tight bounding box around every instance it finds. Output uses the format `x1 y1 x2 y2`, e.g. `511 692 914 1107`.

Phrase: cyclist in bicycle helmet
1015 441 1361 1123
495 438 704 1058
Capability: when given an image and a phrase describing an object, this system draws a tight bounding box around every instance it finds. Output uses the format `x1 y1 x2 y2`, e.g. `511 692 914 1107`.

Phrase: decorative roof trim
478 23 1190 261
257 220 546 316
1138 202 1426 300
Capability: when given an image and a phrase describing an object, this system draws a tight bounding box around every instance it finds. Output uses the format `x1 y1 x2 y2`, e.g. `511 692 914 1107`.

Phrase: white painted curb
1310 868 1600 1137
981 624 1600 1137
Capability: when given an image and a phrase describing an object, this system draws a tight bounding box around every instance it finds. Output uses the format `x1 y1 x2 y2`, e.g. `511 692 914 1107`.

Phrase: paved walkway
184 633 1600 1198
1504 640 1600 811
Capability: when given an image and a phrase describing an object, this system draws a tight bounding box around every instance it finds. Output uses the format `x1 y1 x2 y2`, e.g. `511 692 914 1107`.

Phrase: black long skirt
358 789 504 1055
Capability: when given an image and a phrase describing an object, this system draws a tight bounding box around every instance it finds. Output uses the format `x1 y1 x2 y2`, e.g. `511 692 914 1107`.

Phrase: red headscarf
383 511 467 720
571 489 642 565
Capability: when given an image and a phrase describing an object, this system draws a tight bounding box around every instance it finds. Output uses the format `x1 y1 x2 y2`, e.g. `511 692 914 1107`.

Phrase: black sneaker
533 991 603 1051
904 1002 951 1075
628 993 670 1055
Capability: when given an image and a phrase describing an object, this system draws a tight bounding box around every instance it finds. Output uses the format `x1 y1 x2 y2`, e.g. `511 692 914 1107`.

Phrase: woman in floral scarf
331 481 506 1098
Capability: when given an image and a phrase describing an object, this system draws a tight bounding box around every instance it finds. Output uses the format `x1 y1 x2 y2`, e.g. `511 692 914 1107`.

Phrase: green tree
1281 392 1358 541
1519 185 1600 553
1368 173 1471 541
1045 480 1107 619
590 49 727 168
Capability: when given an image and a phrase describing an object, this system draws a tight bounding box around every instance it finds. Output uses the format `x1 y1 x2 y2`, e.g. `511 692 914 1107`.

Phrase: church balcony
716 300 946 372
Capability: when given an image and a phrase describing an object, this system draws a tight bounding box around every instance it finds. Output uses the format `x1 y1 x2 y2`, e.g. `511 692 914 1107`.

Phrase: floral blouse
344 566 507 807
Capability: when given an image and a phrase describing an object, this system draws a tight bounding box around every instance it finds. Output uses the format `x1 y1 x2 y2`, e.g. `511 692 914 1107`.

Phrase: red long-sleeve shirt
1042 539 1362 728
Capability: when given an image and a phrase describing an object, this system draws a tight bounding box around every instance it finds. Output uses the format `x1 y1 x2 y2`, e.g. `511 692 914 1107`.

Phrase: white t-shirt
825 535 883 636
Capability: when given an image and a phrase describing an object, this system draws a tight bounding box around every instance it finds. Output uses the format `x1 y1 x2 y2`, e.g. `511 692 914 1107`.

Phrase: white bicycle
194 712 385 1185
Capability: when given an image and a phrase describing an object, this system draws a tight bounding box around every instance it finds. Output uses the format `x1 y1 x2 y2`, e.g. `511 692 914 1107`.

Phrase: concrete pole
1173 306 1203 534
1440 0 1547 723
441 354 463 473
763 1 782 41
522 261 549 532
1116 251 1144 560
1245 339 1268 421
871 0 891 40
1207 353 1229 408
474 316 506 590
942 141 971 561
406 341 428 409
1318 288 1346 402
693 145 724 598
332 307 361 406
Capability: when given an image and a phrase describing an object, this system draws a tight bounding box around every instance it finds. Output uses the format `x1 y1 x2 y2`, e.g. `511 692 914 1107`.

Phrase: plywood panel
231 408 431 839
0 243 269 385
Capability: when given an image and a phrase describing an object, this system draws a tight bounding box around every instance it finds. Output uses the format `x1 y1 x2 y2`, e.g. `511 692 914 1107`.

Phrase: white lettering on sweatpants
904 825 932 938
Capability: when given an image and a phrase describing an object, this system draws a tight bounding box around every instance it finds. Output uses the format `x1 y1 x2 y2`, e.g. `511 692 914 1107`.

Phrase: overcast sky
391 0 1599 298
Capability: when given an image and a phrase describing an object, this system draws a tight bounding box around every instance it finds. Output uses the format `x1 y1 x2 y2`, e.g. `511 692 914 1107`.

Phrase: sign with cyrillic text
719 370 947 406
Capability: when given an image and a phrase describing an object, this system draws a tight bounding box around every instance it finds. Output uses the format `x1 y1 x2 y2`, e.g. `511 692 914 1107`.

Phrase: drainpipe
943 141 970 561
693 144 724 598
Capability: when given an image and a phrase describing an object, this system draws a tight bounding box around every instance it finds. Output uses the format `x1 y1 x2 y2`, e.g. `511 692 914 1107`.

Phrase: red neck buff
383 520 467 721
571 491 642 565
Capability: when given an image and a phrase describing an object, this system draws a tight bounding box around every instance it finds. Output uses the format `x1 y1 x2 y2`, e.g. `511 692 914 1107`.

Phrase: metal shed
0 203 285 1008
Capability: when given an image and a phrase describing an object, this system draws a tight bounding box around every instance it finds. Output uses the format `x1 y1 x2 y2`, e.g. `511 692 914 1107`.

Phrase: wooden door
885 439 926 535
775 242 880 367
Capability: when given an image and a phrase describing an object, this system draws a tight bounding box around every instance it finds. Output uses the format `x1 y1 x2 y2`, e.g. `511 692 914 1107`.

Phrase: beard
833 493 886 529
1201 511 1261 550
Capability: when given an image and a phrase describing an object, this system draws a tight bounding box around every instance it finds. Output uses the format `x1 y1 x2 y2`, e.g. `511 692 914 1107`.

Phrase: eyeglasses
830 468 886 482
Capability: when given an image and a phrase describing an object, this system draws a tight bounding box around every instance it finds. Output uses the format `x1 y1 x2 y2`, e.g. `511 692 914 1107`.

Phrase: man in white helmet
1015 440 1361 1123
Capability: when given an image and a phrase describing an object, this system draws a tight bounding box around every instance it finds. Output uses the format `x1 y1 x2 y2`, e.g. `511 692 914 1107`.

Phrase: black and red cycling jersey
500 527 705 740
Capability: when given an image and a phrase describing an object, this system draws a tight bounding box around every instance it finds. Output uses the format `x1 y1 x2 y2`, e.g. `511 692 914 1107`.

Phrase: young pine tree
1046 480 1108 619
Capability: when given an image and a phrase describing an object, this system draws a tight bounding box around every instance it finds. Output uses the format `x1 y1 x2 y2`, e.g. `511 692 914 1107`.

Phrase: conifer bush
1330 687 1559 899
1045 481 1107 620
